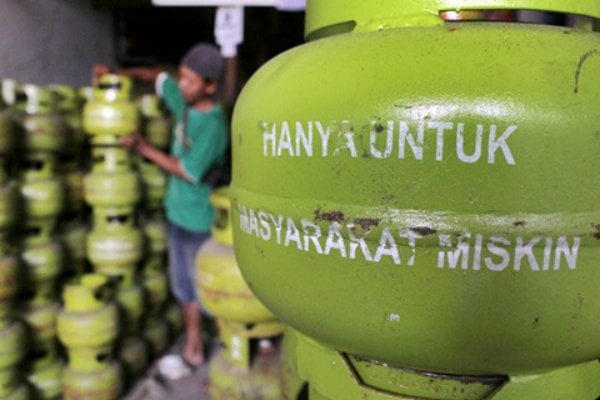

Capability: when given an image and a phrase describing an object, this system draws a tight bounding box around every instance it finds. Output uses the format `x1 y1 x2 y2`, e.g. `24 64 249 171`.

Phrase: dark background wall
0 0 304 88
0 0 115 87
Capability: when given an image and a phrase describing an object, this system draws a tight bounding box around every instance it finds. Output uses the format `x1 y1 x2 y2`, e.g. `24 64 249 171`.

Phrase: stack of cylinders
14 84 66 400
0 81 28 400
81 73 143 396
196 188 283 400
136 94 172 359
50 84 88 280
57 274 122 399
140 211 171 359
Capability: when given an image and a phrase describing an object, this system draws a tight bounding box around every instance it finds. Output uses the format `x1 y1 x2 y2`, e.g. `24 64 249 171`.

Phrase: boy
93 43 229 365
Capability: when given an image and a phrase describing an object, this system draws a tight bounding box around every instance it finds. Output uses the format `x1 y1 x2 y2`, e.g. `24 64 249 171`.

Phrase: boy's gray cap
181 43 224 81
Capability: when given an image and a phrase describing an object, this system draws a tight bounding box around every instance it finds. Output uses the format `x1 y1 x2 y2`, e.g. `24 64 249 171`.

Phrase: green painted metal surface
209 348 282 400
143 270 169 317
116 283 144 335
19 155 65 220
231 3 600 393
0 184 17 231
283 327 600 399
21 238 64 306
50 84 86 152
0 385 29 400
118 336 150 383
0 97 15 157
196 188 284 368
306 0 600 37
0 254 17 327
15 84 67 153
143 317 170 357
138 94 171 150
84 147 141 210
62 362 122 400
86 210 143 275
27 358 64 400
19 302 59 349
57 274 119 372
0 321 25 370
83 74 138 144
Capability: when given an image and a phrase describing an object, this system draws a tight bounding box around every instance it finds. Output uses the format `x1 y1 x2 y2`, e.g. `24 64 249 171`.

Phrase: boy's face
178 64 217 104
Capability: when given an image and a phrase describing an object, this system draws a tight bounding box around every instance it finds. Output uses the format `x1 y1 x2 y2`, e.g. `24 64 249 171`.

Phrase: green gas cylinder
143 317 170 358
143 253 166 275
57 274 119 373
0 253 17 326
49 84 85 152
60 218 88 277
137 158 167 208
0 385 29 400
19 301 59 354
86 209 143 279
62 362 122 400
0 183 18 231
0 322 26 398
231 1 600 398
19 154 65 220
79 86 94 104
60 156 86 216
27 359 63 400
116 280 144 336
0 369 18 399
82 74 138 145
165 301 184 335
14 84 66 153
143 269 168 317
0 321 26 373
197 188 283 368
142 213 168 256
0 94 15 156
117 336 149 383
21 227 64 306
209 346 282 400
83 146 141 212
138 94 171 150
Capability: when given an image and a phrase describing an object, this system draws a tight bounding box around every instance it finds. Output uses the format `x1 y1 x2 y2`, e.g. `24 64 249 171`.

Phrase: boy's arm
121 133 192 182
91 64 173 85
117 66 167 83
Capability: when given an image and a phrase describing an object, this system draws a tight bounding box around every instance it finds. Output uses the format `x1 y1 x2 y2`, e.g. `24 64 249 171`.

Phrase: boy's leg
183 302 203 365
168 223 209 365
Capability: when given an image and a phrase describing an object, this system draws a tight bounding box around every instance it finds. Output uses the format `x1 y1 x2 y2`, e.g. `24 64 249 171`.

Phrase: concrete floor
123 335 213 400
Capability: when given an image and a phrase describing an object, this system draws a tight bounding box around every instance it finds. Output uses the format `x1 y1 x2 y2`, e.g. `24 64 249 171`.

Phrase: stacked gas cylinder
138 94 183 351
230 1 600 399
0 74 180 399
15 83 69 400
136 94 174 361
76 74 180 397
52 84 88 281
57 273 121 399
196 188 283 399
76 73 143 398
0 83 28 400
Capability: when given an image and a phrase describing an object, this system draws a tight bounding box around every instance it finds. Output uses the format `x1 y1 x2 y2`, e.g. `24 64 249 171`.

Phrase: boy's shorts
168 223 210 305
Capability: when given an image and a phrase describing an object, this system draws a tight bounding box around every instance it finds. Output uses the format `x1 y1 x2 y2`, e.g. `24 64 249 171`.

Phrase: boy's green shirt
158 73 229 232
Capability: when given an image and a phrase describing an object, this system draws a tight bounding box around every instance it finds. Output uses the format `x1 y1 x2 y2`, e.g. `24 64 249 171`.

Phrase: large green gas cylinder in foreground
231 1 600 398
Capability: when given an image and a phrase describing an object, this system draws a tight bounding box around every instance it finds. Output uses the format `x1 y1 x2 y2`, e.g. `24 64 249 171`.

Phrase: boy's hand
91 64 112 85
121 132 141 150
121 132 151 156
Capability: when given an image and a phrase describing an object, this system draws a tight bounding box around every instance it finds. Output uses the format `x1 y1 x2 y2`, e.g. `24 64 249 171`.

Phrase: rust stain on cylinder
314 208 345 223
